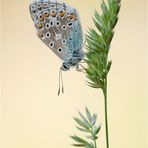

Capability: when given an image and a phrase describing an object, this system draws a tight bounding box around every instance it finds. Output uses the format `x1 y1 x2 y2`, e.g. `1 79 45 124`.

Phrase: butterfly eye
58 47 62 53
62 25 67 30
51 10 57 17
49 42 54 48
70 38 72 41
38 14 44 21
45 23 50 29
67 22 73 27
46 32 50 38
44 11 50 17
59 10 65 17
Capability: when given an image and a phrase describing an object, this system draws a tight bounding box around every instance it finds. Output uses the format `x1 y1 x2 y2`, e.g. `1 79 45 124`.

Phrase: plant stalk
94 139 97 148
103 78 109 148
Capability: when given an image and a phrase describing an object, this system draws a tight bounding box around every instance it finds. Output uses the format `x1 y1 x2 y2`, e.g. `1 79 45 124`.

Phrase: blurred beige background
1 0 147 148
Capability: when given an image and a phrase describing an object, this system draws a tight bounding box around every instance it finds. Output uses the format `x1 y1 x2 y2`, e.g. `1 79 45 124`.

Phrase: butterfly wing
29 0 83 62
66 8 83 54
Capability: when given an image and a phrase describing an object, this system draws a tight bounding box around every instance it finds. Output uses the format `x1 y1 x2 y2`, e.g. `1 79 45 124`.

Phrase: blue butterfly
29 0 84 71
29 0 85 95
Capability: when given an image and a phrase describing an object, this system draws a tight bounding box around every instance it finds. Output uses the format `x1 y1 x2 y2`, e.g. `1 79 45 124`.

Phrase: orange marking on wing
59 11 65 17
44 11 50 17
51 10 57 17
38 14 44 21
67 13 77 20
37 23 43 29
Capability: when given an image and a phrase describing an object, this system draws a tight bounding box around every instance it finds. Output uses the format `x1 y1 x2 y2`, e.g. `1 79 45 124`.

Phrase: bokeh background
1 0 147 148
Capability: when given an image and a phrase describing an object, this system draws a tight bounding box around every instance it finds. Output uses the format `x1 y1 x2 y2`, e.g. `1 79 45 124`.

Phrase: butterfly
29 0 84 71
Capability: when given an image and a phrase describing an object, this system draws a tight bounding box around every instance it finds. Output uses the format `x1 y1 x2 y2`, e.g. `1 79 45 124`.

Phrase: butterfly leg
82 38 87 47
76 64 85 73
79 60 86 64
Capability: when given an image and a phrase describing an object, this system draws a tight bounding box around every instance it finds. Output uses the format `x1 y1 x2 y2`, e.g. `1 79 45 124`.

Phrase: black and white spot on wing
43 2 49 9
31 4 36 14
62 25 67 30
50 20 54 27
57 47 63 53
45 23 50 29
62 39 66 45
55 21 61 27
49 41 55 48
46 32 50 38
67 22 73 27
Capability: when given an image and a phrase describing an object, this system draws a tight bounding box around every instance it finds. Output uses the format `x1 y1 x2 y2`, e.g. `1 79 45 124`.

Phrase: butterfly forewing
29 0 83 65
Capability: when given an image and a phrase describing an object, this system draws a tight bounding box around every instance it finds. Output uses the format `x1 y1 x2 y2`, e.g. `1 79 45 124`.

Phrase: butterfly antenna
58 69 64 96
60 69 64 94
82 38 86 47
58 69 61 96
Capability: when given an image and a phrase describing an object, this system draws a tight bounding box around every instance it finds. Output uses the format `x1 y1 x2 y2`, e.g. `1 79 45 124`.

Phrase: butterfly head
61 50 85 71
61 63 70 71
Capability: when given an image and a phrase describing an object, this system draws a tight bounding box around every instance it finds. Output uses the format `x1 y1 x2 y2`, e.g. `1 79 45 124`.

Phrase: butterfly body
29 0 84 71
